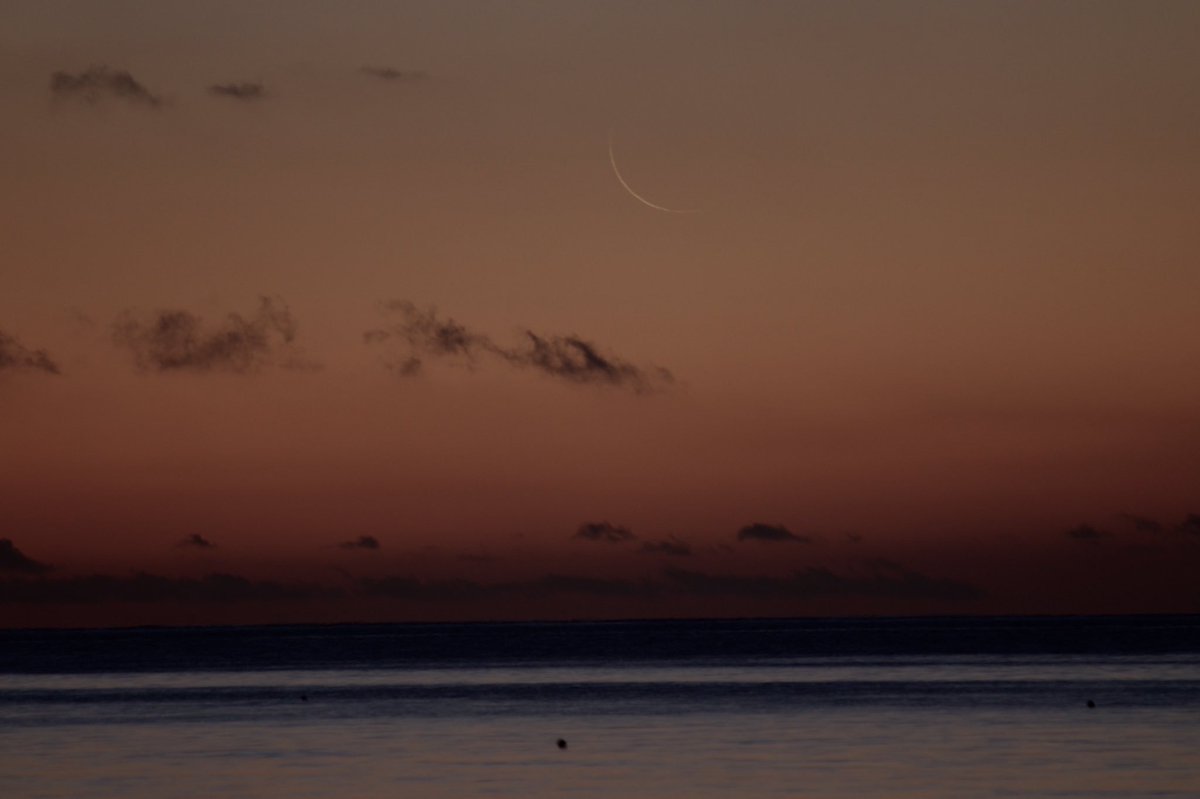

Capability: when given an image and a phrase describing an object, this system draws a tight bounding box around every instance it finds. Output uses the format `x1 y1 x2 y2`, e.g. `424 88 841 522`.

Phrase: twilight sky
2 1 1199 627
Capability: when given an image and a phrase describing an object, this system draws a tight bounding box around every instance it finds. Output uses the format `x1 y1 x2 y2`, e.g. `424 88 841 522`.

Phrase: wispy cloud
1179 514 1200 536
366 301 673 393
178 534 216 549
360 66 428 81
736 523 808 544
366 302 491 368
208 82 266 100
50 66 163 107
0 539 52 575
339 535 381 551
1115 513 1164 533
508 332 671 392
574 521 636 543
0 330 60 375
113 297 305 374
640 538 692 557
1066 524 1108 543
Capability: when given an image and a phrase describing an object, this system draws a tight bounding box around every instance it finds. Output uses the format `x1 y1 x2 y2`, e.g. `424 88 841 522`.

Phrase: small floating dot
1086 700 1095 709
556 738 567 750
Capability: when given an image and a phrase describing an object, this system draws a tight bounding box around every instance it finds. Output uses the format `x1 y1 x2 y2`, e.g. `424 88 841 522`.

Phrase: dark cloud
0 539 52 575
1115 513 1164 533
50 66 163 107
0 572 337 604
1066 524 1108 542
508 332 672 393
339 535 381 551
208 82 266 100
736 523 808 544
574 521 636 543
178 534 216 549
364 302 492 376
1179 514 1200 536
360 66 429 81
664 562 983 602
113 296 302 373
366 301 673 393
640 538 692 557
0 330 60 374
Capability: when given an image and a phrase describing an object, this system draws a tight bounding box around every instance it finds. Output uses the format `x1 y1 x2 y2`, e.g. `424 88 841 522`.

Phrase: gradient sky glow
2 1 1199 627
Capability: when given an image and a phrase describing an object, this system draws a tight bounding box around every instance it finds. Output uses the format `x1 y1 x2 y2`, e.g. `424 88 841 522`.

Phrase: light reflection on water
5 652 1199 690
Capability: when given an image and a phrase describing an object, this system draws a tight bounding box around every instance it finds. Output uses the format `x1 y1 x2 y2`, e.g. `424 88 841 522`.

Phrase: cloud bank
353 561 982 604
359 572 658 602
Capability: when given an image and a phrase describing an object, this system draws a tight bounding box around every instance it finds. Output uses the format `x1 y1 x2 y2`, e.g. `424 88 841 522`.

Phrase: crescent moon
608 130 698 214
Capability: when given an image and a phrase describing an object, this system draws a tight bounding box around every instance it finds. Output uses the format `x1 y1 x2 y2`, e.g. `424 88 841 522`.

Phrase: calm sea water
1 617 1197 798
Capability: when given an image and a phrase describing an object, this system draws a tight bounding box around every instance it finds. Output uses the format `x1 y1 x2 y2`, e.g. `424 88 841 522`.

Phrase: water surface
2 616 1197 798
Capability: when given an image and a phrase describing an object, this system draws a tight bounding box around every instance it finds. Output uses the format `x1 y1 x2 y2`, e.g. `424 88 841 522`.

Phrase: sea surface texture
1 616 1197 798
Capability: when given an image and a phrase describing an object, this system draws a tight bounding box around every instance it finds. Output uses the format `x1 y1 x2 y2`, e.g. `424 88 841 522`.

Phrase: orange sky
2 1 1198 627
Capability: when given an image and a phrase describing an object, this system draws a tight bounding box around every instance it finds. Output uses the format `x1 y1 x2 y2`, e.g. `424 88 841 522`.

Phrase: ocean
1 616 1197 798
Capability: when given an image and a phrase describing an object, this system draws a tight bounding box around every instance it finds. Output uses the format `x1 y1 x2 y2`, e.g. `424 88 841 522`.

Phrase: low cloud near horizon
574 522 636 543
339 535 381 551
178 534 216 549
736 523 808 544
663 562 983 602
640 538 692 557
1066 524 1108 543
0 539 52 575
0 558 981 608
0 572 336 604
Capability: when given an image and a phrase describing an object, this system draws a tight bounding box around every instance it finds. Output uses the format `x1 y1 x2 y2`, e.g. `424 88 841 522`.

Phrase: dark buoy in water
1086 699 1095 709
556 738 567 750
301 694 308 702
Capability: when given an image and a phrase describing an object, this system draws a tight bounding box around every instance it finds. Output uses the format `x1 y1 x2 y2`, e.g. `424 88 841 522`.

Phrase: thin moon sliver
607 130 699 214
